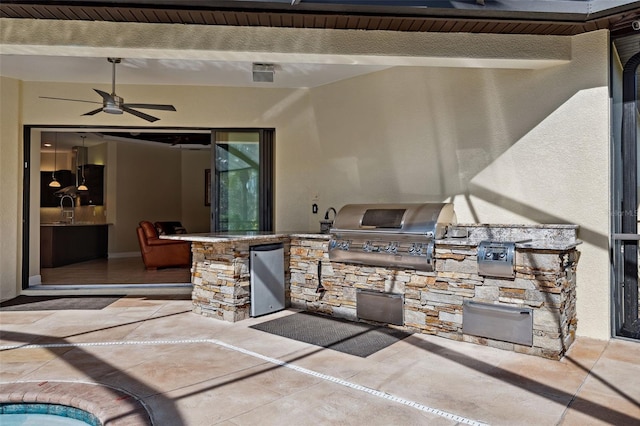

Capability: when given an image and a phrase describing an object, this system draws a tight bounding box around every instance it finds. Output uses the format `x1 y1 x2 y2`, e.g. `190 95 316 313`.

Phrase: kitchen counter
161 231 331 243
165 225 581 359
40 223 110 268
162 226 578 250
288 226 581 360
41 222 111 227
436 223 581 250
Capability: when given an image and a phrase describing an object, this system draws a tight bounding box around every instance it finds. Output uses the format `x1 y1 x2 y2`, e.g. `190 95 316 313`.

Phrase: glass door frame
611 48 640 339
210 128 274 233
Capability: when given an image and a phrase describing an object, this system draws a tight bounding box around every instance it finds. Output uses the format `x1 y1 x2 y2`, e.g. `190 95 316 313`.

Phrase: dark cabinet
40 224 109 268
78 164 104 206
40 165 104 207
40 170 74 207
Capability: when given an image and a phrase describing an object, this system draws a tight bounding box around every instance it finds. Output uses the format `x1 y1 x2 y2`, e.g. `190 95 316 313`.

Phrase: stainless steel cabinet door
250 243 285 317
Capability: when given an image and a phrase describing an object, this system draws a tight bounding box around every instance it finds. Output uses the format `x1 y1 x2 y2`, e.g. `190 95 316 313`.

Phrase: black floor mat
0 295 123 311
250 312 411 357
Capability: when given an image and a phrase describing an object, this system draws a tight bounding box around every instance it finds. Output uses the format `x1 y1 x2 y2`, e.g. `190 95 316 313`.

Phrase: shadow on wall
310 62 604 208
463 184 608 250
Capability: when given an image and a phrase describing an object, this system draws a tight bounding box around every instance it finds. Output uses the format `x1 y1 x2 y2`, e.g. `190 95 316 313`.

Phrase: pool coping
0 380 152 425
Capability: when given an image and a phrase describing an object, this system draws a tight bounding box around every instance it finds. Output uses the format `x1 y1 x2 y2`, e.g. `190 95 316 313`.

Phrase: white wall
0 76 21 301
294 31 610 339
20 82 315 236
467 32 610 340
2 22 612 339
181 149 211 234
111 141 183 253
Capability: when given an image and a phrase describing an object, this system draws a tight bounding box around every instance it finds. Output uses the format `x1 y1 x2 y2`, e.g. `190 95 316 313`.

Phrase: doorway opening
22 126 274 290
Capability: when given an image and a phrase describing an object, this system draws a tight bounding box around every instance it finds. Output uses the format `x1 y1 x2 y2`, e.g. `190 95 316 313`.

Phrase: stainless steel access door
250 243 285 317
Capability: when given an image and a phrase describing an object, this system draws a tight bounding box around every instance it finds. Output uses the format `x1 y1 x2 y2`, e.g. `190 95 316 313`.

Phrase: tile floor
1 295 639 426
39 257 191 285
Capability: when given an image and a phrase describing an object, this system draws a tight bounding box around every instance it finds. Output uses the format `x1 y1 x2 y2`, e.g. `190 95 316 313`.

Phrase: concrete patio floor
1 295 639 425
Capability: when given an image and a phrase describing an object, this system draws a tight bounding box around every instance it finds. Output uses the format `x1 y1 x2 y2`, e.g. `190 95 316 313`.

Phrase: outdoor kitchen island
164 224 580 360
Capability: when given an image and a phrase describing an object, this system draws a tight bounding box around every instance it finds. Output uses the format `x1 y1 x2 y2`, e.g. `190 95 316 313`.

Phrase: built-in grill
329 203 456 271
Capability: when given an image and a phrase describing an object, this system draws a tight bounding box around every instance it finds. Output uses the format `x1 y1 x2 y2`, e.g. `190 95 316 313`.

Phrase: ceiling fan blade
122 105 159 122
124 103 176 111
93 88 114 102
82 108 104 116
40 96 101 105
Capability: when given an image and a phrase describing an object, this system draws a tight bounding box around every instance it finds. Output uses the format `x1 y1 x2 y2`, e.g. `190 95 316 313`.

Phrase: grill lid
328 203 456 271
331 203 456 239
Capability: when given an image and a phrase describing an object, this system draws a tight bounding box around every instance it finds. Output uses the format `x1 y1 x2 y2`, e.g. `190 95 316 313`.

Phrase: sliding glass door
210 130 274 232
611 45 639 340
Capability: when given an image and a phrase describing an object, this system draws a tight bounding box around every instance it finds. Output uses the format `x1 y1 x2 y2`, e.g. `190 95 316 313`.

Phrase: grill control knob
363 241 372 252
385 242 398 254
408 243 423 256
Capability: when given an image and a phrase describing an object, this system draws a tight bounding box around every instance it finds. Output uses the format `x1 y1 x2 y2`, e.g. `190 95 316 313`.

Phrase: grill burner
329 203 456 271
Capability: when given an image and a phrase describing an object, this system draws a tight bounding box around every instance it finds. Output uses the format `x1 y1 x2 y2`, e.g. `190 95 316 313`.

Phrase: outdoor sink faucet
324 207 337 221
320 207 337 234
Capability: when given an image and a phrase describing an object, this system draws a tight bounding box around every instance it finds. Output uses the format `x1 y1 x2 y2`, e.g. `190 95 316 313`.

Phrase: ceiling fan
40 58 176 122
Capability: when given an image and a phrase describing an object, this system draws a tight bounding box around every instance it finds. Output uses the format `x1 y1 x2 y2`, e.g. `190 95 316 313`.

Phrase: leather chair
136 221 191 270
154 221 187 236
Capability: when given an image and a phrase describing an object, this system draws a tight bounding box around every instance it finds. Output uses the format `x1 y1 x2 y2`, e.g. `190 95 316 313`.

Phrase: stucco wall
1 20 612 339
0 76 21 301
292 31 610 339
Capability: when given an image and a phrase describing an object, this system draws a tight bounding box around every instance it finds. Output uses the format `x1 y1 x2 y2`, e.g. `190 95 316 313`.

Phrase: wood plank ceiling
1 1 639 37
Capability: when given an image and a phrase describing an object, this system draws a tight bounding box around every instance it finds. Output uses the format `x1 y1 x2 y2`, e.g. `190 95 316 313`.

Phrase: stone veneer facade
289 229 579 360
185 226 579 360
191 237 290 323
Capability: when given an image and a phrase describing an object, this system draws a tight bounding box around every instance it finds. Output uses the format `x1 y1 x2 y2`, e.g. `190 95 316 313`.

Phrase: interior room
36 130 211 286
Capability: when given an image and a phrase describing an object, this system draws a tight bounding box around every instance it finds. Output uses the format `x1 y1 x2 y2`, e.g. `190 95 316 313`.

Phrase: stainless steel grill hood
329 203 456 271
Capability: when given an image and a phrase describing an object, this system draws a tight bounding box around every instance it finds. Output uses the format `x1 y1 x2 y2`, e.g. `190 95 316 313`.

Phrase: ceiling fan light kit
40 57 176 122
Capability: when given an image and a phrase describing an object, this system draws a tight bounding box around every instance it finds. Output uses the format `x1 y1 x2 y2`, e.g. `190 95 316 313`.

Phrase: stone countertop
161 231 331 243
162 228 579 250
435 238 581 250
40 222 111 227
289 233 332 240
439 223 581 250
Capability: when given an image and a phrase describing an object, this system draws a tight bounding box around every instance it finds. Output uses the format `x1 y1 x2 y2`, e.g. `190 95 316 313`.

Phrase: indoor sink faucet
60 194 75 224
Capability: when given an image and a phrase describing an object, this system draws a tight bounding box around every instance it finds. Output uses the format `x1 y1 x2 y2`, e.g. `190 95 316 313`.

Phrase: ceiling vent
252 63 275 83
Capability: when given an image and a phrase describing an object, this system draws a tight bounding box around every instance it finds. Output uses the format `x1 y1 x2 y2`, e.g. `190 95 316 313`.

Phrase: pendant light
48 133 61 188
77 135 88 191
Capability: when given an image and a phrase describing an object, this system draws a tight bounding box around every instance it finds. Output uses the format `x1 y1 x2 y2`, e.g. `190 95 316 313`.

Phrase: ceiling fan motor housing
104 94 124 114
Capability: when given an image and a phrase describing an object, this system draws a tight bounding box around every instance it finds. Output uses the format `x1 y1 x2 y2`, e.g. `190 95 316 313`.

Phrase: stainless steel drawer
463 301 533 346
356 289 404 326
